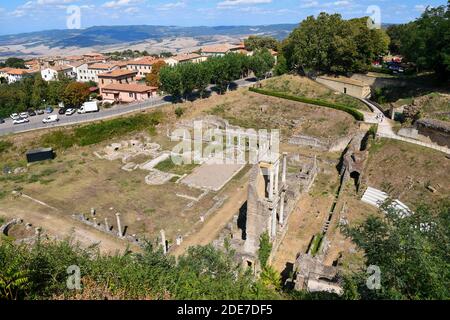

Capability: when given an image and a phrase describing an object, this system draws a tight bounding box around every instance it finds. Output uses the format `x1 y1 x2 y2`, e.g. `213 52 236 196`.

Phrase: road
0 77 257 137
361 99 450 154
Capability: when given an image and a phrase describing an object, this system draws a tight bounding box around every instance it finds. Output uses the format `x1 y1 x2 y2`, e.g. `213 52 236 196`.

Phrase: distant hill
0 24 297 49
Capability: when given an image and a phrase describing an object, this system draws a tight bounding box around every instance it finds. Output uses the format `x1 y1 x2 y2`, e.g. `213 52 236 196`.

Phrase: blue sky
0 0 447 35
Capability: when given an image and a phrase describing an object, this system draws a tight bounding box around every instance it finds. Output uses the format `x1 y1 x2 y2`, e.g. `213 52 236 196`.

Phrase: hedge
249 87 365 121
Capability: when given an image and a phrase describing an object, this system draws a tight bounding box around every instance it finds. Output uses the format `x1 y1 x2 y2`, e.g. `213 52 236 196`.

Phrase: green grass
40 111 163 150
309 233 324 256
249 87 365 121
0 140 13 154
154 157 198 175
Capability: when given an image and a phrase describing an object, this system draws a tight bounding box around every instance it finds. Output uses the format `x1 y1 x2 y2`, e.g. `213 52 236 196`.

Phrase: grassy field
365 138 450 209
204 87 358 139
261 74 370 111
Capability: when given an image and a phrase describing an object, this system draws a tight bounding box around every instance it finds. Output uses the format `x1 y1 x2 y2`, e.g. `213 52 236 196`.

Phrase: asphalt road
0 77 257 137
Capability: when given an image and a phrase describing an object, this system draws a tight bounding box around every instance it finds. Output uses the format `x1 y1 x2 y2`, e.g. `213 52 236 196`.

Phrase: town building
41 65 75 81
127 56 161 78
101 83 158 104
200 43 245 57
85 63 118 83
0 67 34 84
316 75 371 99
164 53 207 66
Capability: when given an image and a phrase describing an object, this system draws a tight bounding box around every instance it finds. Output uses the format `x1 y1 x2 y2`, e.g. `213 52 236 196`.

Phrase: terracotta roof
171 53 202 62
111 60 129 67
52 65 73 71
5 68 30 75
128 56 160 66
98 69 137 78
201 44 236 54
0 67 13 73
66 55 85 61
102 83 157 93
88 63 115 70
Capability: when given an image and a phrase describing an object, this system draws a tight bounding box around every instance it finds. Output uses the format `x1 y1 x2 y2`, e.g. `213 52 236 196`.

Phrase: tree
159 66 183 101
178 63 197 100
62 82 90 108
343 200 450 299
283 13 390 74
245 35 279 51
3 58 26 69
193 62 212 98
145 60 166 87
250 49 275 80
31 74 48 108
390 4 450 80
274 54 289 76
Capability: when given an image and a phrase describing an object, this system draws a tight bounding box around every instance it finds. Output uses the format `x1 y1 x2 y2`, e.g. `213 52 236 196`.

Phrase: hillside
0 24 297 59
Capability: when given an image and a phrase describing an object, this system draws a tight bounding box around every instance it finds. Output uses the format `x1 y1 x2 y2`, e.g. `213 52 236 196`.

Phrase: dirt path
172 182 249 257
0 198 137 255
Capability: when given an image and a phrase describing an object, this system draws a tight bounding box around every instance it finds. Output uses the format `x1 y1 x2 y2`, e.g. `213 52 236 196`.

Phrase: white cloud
102 0 142 9
218 0 272 8
157 1 186 11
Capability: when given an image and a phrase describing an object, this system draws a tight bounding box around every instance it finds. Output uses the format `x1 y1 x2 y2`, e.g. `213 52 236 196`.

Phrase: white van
42 115 59 123
78 101 99 114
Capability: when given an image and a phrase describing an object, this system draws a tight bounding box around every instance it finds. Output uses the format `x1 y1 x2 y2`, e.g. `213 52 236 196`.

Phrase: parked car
42 115 59 123
45 106 54 114
28 109 36 116
36 109 45 115
0 118 5 124
65 108 76 116
58 107 67 115
10 113 20 120
19 112 29 118
13 118 29 125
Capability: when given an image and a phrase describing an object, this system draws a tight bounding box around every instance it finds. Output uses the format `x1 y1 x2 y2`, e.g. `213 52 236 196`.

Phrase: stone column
279 191 285 226
271 206 278 239
160 229 167 254
274 162 280 194
282 152 287 184
104 217 109 232
268 166 274 200
116 213 123 238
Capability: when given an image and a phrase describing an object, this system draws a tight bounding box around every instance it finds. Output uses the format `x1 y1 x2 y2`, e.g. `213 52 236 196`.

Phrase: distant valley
0 24 297 59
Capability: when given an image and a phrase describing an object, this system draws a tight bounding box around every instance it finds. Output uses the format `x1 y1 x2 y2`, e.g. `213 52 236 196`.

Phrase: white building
0 67 34 84
41 65 75 81
164 53 207 67
85 63 118 83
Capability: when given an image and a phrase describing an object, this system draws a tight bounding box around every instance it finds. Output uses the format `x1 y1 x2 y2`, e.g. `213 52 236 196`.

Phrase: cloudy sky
0 0 447 35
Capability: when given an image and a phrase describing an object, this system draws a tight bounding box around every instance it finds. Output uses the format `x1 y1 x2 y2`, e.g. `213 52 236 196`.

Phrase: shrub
174 106 185 118
249 87 364 121
0 140 13 154
258 232 272 268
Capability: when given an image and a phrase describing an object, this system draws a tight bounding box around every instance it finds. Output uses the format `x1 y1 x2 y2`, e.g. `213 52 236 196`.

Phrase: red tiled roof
88 63 115 70
98 69 137 78
171 53 202 62
128 56 161 66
